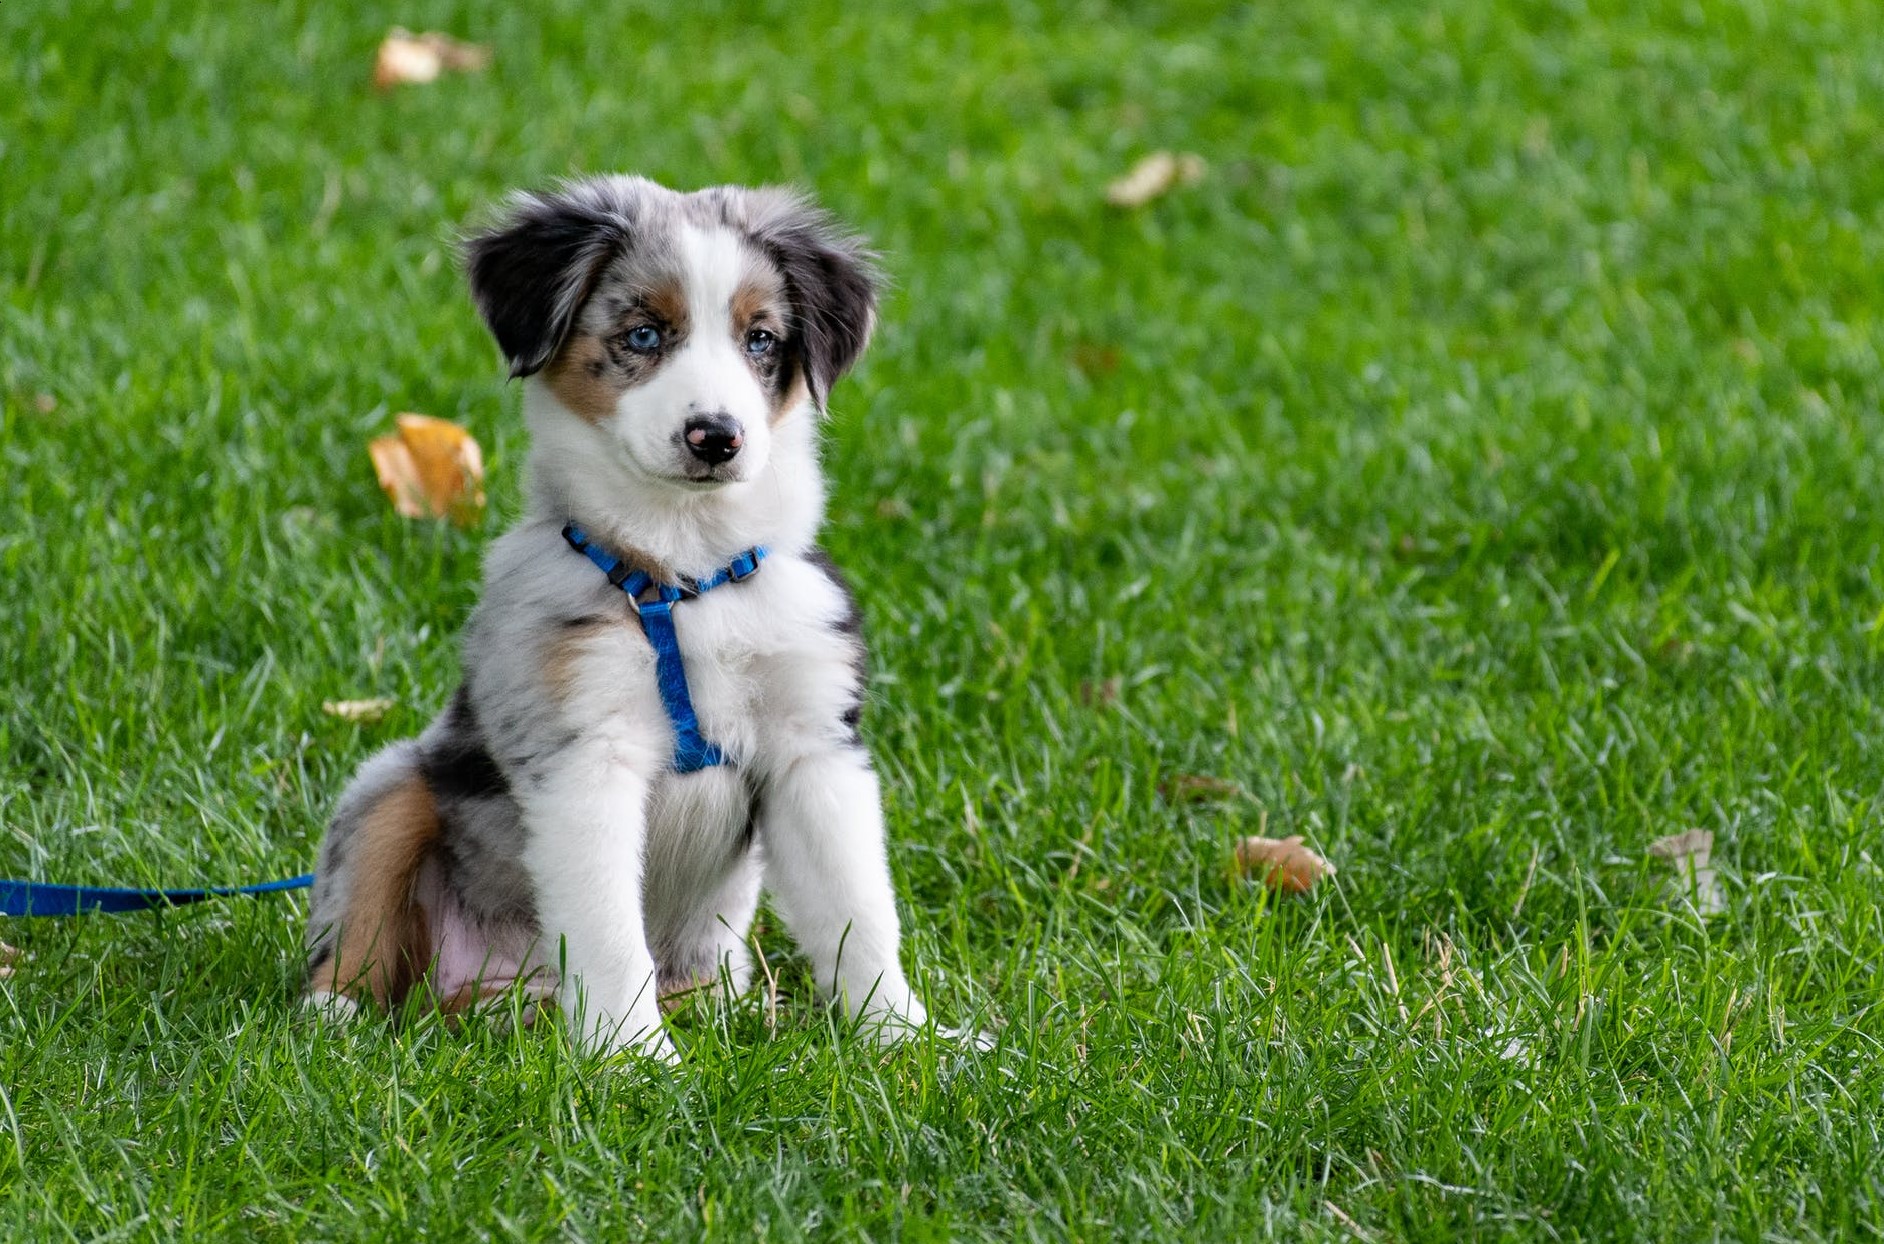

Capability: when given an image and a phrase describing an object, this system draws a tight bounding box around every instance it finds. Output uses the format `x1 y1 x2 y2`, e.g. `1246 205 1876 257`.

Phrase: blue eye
625 325 661 352
745 329 776 356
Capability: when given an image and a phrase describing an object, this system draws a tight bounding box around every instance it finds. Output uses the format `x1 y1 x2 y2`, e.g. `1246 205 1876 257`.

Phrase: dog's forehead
579 197 788 328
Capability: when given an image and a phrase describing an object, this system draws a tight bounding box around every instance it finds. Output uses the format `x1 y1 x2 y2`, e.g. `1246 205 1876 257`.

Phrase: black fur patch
804 546 869 744
465 192 633 379
421 687 510 801
749 211 879 408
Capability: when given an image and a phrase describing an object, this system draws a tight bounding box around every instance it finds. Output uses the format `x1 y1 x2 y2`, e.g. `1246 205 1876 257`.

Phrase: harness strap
0 873 314 918
562 524 766 773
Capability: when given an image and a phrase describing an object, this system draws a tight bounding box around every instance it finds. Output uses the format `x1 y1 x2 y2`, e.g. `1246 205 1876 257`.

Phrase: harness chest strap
561 523 767 774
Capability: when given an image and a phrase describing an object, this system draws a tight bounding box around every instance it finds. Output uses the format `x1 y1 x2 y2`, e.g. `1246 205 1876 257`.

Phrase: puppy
304 176 964 1060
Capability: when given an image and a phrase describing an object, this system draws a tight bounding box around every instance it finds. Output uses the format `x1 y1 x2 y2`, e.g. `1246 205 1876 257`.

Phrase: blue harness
0 526 765 916
562 523 766 773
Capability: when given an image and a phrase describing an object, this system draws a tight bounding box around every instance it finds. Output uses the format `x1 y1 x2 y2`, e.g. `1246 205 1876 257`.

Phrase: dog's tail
305 743 442 1010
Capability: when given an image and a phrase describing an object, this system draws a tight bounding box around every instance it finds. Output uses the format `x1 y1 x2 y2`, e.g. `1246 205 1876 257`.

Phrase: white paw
574 1009 680 1065
937 1024 997 1052
302 989 362 1022
858 1007 994 1052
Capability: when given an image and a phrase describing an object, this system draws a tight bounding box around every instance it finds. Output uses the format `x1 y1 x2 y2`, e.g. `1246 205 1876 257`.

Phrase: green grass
5 0 1884 1237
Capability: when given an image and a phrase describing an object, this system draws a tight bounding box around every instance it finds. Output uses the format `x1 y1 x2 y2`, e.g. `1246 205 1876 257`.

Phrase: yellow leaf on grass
1649 828 1725 916
1234 835 1337 895
1105 151 1207 208
323 698 397 724
369 413 485 526
373 29 492 90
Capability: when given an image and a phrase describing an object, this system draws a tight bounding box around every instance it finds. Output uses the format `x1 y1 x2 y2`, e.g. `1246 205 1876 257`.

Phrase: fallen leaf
1234 835 1337 894
373 29 491 90
1649 828 1725 916
0 942 18 964
1071 343 1121 377
323 697 397 723
1078 677 1121 709
1159 773 1244 804
1105 151 1207 208
369 413 486 525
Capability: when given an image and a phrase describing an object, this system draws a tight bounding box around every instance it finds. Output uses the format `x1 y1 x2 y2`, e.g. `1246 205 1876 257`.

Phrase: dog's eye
624 325 662 352
744 329 776 357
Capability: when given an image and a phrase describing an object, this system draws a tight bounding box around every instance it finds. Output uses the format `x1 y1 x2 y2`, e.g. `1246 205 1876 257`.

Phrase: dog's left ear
748 194 881 410
464 189 630 379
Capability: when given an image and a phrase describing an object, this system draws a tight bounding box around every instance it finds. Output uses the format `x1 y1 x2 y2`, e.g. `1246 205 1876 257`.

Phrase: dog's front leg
761 748 929 1038
519 754 674 1062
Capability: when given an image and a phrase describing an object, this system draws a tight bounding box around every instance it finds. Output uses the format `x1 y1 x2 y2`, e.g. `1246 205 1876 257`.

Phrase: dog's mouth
674 465 741 489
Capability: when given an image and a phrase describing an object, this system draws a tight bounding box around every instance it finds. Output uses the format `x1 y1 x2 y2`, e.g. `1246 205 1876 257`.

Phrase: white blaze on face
611 223 773 485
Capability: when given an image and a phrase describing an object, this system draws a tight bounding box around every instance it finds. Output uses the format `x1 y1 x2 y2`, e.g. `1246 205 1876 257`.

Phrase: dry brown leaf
1647 828 1711 861
0 941 18 965
1105 151 1207 208
373 29 491 90
1071 343 1121 377
323 697 397 723
1649 828 1725 916
1159 773 1244 804
1235 835 1337 894
369 413 486 525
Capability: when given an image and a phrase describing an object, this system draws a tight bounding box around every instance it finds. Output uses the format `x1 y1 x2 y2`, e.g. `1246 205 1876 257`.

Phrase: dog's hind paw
302 989 363 1022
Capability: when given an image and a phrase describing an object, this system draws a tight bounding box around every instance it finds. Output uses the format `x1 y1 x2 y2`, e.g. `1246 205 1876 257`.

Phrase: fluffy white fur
303 179 978 1062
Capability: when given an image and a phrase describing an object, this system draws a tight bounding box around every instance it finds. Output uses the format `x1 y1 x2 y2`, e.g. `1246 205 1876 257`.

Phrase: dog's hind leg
304 741 441 1015
654 846 762 1011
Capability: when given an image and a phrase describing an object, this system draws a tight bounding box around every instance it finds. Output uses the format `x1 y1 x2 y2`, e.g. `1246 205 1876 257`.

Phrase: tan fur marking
731 280 775 331
771 370 811 427
325 775 440 1008
544 619 619 703
544 334 623 425
641 278 689 335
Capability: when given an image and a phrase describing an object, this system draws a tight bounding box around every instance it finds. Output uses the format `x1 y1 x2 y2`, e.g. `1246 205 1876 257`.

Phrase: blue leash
0 873 313 918
1 525 760 917
562 523 766 773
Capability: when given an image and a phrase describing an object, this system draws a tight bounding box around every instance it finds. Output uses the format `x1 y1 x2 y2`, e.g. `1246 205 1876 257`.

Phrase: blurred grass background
3 0 1884 1238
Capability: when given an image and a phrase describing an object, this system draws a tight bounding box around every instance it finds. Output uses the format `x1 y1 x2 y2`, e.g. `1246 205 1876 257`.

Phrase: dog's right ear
464 191 628 379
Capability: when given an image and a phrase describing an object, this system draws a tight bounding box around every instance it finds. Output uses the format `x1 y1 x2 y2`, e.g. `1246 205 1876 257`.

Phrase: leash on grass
4 526 766 916
0 873 313 917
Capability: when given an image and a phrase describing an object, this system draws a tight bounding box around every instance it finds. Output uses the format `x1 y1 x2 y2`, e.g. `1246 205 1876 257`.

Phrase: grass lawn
5 0 1884 1237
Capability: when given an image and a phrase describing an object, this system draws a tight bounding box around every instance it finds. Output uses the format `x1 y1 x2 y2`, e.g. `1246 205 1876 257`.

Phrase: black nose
684 414 744 465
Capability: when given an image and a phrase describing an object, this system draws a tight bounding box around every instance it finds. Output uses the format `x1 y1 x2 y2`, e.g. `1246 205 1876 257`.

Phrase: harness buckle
728 551 761 583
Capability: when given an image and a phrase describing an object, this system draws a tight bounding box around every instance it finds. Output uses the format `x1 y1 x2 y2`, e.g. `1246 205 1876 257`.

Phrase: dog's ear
748 194 881 409
464 190 629 379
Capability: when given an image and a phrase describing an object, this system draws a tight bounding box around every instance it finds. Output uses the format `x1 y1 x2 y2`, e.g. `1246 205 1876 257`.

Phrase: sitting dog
304 176 966 1060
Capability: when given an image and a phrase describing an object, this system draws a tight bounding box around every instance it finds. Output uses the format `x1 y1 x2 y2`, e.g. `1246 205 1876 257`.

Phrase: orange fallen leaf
368 413 485 525
323 698 397 723
373 28 491 90
1105 151 1207 208
1234 835 1337 894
